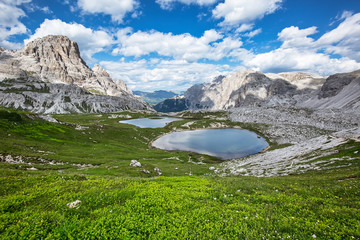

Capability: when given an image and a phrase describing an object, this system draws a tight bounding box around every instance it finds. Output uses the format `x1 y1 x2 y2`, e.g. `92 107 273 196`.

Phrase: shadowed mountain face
133 90 181 105
0 35 152 114
298 70 360 110
154 97 188 113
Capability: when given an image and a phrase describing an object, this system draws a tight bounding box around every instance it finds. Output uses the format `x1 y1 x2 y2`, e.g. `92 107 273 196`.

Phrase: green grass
0 172 359 239
0 108 359 239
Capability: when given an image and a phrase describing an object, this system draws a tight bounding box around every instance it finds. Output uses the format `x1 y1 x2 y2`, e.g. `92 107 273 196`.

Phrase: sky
1 0 360 91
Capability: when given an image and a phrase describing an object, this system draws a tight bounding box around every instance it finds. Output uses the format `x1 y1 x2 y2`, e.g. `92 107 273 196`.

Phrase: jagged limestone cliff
182 69 326 111
0 35 152 113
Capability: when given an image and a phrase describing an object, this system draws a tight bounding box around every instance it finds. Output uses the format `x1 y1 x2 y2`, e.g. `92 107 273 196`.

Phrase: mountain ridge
155 69 360 112
0 35 152 113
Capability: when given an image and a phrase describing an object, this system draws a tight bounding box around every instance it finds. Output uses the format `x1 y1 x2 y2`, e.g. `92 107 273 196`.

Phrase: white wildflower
67 200 81 209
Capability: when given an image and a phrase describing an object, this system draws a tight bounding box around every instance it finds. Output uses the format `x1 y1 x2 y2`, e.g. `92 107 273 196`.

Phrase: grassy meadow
0 108 359 239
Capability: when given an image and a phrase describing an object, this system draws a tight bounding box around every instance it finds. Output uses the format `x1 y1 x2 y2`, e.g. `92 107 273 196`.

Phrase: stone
130 160 142 167
154 167 162 176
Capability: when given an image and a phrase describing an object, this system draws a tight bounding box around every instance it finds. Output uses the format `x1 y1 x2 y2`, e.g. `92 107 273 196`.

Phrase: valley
0 107 359 239
0 35 359 239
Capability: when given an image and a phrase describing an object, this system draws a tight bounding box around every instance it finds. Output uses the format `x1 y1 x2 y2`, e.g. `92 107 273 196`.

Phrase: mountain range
155 69 360 112
0 35 359 114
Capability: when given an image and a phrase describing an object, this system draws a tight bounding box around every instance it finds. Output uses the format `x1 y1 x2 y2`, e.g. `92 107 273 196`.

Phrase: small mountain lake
152 128 269 160
119 117 182 128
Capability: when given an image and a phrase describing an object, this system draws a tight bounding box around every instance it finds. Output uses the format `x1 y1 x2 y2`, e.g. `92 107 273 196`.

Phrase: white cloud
0 0 31 49
100 58 234 91
25 19 114 63
317 12 360 61
235 24 254 33
246 48 360 75
156 0 218 10
77 0 139 23
278 26 317 49
113 28 242 62
243 28 262 38
24 3 53 14
213 0 282 27
239 12 360 76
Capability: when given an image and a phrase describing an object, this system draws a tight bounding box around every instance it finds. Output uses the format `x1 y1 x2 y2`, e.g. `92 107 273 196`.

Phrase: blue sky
1 0 360 91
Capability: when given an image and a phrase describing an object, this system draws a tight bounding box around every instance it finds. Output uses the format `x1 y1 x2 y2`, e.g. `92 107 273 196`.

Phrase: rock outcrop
0 35 152 113
298 70 360 110
0 78 150 114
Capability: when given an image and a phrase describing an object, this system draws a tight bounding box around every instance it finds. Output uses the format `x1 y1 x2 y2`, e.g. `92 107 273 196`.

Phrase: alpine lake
120 116 269 160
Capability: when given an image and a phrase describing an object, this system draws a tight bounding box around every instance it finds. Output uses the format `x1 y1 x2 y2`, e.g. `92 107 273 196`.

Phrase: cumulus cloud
113 28 242 62
0 0 31 49
156 0 218 10
243 13 360 76
25 19 114 63
101 58 234 91
317 12 360 61
213 0 282 27
77 0 139 23
278 26 318 49
246 48 360 76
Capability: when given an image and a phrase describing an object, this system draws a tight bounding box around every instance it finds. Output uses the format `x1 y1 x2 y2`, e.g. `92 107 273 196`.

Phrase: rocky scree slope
298 70 360 110
0 35 151 113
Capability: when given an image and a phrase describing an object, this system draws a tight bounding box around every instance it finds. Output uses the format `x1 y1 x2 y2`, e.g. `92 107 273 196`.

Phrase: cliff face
0 35 152 113
183 70 326 110
298 70 360 110
21 35 91 85
155 68 360 113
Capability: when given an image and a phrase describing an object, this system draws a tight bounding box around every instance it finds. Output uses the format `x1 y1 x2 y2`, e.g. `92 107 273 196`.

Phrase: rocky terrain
299 70 360 109
156 69 360 112
211 106 360 177
0 78 150 114
162 69 359 177
0 35 151 113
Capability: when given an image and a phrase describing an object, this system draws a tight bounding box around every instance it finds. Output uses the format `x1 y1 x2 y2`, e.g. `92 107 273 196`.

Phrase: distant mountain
154 96 188 113
183 70 326 110
133 90 183 105
155 69 360 112
0 35 152 113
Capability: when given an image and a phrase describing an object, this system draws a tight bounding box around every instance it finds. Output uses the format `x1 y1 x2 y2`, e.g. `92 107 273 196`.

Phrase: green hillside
0 108 359 239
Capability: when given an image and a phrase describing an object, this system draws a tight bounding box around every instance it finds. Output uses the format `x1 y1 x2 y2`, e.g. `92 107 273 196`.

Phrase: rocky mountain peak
23 35 81 60
0 35 135 96
18 35 93 84
23 35 85 65
0 35 152 113
92 64 110 77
